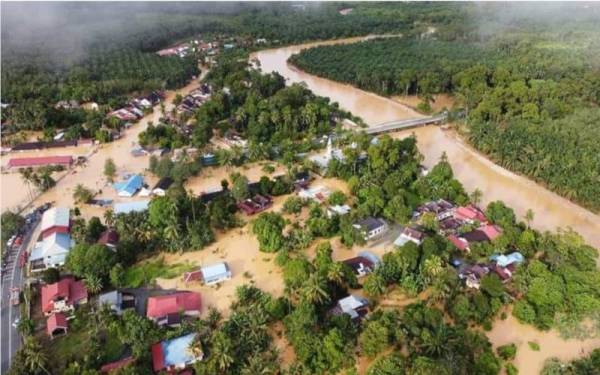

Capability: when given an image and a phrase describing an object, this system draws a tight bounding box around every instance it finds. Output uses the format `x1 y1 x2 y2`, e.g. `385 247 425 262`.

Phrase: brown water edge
252 37 600 373
251 37 600 252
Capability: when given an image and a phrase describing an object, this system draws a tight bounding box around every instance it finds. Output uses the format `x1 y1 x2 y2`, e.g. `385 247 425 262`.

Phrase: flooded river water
252 38 600 250
252 37 600 373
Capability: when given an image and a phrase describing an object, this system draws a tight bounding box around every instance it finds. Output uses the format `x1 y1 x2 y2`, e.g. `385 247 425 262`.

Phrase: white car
12 318 20 328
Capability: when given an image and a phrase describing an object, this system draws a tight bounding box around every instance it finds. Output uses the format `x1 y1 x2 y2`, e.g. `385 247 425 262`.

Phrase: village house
98 290 136 315
47 312 69 339
353 217 388 241
40 207 70 238
330 295 369 320
30 207 72 271
453 205 488 224
327 204 351 218
457 263 491 289
393 227 425 247
342 251 380 278
41 277 88 316
55 100 80 110
152 333 203 373
238 194 273 215
201 262 232 285
152 177 174 196
97 229 119 249
414 199 455 221
113 200 150 215
448 224 503 252
7 155 74 170
298 185 331 203
146 292 201 327
108 108 138 122
113 174 144 197
100 357 135 373
29 232 73 271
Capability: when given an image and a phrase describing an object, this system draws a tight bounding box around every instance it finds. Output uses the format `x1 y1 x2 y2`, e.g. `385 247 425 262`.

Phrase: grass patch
43 321 125 373
123 256 197 288
528 341 540 351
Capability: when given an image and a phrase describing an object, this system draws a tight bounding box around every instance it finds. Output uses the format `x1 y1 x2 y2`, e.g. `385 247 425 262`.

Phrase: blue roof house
152 333 203 372
490 252 524 267
113 174 144 197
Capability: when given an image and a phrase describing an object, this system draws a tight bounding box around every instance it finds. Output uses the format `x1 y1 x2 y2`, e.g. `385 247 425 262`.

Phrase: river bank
251 37 600 251
251 36 600 373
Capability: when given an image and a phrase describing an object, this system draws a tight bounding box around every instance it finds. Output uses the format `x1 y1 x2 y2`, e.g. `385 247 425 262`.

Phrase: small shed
47 312 68 338
200 262 232 285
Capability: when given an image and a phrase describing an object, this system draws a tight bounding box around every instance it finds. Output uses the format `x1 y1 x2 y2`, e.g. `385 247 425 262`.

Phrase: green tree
104 158 117 183
73 184 94 204
252 213 286 253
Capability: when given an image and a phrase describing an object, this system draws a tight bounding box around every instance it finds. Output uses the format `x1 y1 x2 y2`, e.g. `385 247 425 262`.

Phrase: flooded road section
252 38 600 250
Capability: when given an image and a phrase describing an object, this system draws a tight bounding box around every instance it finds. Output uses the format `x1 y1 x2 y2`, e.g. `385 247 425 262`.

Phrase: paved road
0 216 40 373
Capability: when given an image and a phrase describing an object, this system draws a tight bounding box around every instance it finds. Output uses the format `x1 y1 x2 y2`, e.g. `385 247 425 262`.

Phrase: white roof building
41 207 70 233
200 262 232 285
327 204 351 217
30 232 72 271
336 295 369 319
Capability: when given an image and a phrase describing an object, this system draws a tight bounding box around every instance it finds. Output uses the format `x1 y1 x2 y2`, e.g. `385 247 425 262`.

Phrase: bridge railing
365 113 447 135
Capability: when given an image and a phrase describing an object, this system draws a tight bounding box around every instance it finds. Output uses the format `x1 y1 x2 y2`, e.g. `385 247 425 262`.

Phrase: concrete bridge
365 113 447 135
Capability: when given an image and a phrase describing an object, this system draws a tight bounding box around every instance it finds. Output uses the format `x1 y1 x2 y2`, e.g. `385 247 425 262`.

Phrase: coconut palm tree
19 167 35 200
470 188 482 206
525 208 535 228
73 184 93 204
327 262 345 286
103 209 115 227
85 274 103 295
301 274 329 305
22 336 50 374
211 333 234 372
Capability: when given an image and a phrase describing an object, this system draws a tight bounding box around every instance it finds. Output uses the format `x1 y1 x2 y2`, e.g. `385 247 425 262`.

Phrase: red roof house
448 234 469 252
100 357 134 373
146 292 201 326
480 224 502 241
98 229 119 249
46 312 68 338
41 277 88 315
454 205 487 223
7 156 73 169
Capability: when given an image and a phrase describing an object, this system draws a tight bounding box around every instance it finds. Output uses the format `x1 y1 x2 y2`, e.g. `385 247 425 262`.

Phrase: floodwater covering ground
252 36 600 373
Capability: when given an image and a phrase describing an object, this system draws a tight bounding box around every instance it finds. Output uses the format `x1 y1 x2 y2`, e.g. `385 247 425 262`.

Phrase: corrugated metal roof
114 200 150 214
201 262 230 280
8 155 73 168
40 207 70 232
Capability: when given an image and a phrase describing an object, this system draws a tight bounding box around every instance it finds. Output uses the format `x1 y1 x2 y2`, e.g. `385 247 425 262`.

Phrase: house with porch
146 292 201 327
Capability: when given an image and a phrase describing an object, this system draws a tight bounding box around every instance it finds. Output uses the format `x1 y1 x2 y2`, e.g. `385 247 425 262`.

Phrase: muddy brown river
252 37 600 374
252 37 600 251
